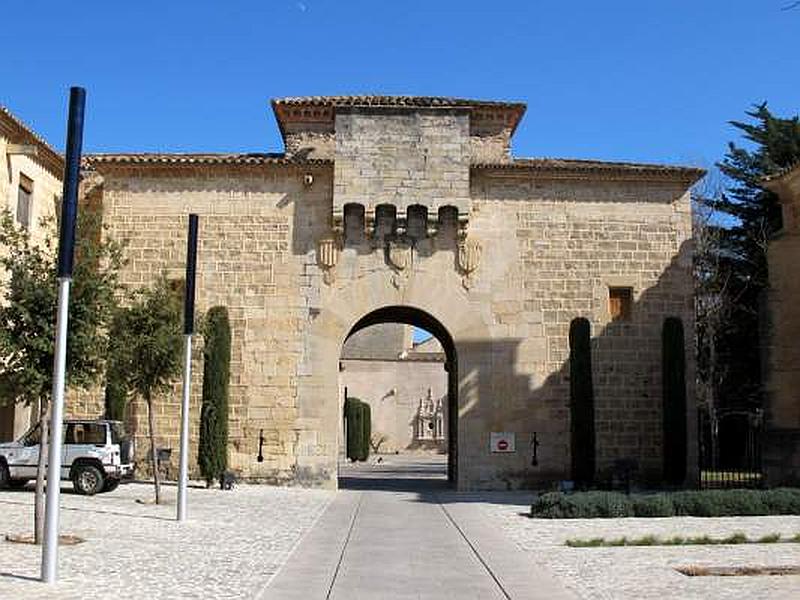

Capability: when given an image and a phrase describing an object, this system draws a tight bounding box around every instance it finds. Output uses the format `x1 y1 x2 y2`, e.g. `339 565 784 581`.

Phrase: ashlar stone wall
73 99 699 491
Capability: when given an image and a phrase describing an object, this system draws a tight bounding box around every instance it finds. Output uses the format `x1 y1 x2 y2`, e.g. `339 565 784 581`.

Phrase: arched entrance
341 306 458 485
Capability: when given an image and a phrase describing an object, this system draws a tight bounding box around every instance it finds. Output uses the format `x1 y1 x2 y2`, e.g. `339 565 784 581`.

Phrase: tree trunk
34 399 50 545
146 393 161 505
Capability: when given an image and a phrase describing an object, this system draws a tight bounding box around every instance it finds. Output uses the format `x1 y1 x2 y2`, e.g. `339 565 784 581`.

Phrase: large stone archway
297 267 489 489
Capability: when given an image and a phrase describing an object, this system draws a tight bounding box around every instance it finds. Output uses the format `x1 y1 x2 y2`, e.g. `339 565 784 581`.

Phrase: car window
110 423 128 444
65 423 107 445
21 425 41 446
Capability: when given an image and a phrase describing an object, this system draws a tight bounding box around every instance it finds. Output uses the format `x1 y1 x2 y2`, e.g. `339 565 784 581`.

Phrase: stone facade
763 163 800 485
0 107 63 442
70 95 702 490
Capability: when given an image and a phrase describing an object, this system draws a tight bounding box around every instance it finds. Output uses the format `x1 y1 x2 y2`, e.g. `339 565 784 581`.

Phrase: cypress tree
104 310 130 421
345 397 363 461
361 402 371 462
345 397 371 462
662 317 687 485
198 306 231 486
569 318 595 487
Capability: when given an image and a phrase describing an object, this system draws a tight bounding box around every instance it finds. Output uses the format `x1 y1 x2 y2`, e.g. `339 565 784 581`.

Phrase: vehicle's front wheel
0 462 10 490
72 464 104 496
101 478 120 493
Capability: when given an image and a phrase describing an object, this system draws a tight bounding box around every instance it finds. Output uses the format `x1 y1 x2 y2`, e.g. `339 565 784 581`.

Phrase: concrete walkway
264 456 574 599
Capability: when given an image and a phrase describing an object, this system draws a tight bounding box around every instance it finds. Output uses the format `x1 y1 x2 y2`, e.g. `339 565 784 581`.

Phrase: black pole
57 87 86 278
183 214 199 334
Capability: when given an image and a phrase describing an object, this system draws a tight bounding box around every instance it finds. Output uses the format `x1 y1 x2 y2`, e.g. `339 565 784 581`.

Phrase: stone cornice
271 95 526 143
0 106 64 178
85 153 333 176
473 158 706 185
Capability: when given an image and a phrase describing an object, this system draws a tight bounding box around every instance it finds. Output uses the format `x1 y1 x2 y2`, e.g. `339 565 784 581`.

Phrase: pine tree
705 104 800 408
198 306 231 486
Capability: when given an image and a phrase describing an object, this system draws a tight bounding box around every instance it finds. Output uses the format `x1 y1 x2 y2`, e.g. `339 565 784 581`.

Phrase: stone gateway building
69 96 702 490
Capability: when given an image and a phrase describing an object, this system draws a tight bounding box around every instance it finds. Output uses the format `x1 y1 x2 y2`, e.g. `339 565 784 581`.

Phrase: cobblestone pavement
480 497 800 600
4 469 800 600
0 481 333 600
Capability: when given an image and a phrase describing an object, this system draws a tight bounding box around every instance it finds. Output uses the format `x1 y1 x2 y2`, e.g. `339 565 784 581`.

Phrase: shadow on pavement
337 455 536 506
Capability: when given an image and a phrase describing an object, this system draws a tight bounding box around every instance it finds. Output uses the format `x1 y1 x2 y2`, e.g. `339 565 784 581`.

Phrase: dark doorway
339 306 458 487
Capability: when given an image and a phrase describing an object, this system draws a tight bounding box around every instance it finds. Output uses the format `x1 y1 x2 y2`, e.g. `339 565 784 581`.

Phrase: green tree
0 210 124 543
198 306 231 487
114 276 182 504
104 310 131 421
704 104 800 408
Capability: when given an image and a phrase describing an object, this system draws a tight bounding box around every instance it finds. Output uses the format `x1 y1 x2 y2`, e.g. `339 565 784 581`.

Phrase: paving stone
0 482 333 599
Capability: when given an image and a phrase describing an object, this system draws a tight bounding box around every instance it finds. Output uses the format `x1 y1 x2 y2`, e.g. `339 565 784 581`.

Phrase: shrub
532 488 800 519
531 492 633 518
762 488 800 514
198 306 231 486
672 490 766 517
633 494 675 517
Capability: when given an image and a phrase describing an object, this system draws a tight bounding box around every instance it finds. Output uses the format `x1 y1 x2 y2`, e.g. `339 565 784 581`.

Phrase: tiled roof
272 95 526 110
85 153 332 167
271 95 527 141
0 106 64 177
474 157 706 182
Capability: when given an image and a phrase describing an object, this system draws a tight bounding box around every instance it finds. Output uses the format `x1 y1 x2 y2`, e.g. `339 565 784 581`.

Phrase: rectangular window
609 287 633 320
16 175 33 228
65 423 107 445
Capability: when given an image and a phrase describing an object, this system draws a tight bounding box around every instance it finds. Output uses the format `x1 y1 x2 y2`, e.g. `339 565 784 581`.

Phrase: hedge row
531 489 800 519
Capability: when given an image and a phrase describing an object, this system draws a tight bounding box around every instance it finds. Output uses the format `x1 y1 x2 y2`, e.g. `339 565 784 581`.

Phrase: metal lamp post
177 214 199 521
42 86 85 584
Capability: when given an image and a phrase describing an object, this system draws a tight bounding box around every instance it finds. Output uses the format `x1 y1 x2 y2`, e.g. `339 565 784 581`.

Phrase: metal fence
698 407 763 489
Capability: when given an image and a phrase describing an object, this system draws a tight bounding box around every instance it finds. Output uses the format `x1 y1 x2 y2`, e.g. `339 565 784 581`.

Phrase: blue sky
2 1 796 343
1 1 797 171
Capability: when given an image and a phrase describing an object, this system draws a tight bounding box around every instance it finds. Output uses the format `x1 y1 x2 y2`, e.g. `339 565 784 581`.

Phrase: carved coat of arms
387 241 411 271
458 237 482 274
317 236 340 284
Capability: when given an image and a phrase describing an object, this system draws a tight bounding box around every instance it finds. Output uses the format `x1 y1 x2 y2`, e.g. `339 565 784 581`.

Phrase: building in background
340 324 447 454
0 107 63 441
763 163 800 485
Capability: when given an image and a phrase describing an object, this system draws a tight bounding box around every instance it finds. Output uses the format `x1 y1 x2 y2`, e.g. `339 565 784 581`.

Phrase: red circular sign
497 440 508 451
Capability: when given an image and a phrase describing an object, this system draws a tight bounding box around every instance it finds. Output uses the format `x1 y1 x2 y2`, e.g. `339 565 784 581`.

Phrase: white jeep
0 419 134 495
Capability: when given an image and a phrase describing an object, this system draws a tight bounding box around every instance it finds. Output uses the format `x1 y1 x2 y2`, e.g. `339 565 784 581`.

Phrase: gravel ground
480 498 800 600
0 481 333 600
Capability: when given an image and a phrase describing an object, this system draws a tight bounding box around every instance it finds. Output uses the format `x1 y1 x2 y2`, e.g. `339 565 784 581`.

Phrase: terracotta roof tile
0 106 64 176
85 153 332 167
272 95 525 110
